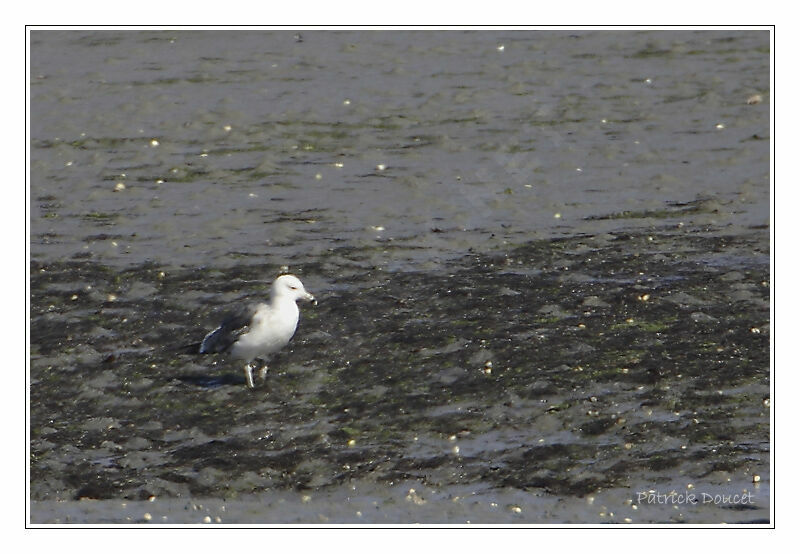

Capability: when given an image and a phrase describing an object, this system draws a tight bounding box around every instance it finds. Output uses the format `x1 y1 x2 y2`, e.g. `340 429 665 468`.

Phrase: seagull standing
196 274 315 388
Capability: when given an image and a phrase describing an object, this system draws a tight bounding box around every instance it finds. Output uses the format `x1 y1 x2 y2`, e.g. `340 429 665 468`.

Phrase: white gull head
273 274 315 304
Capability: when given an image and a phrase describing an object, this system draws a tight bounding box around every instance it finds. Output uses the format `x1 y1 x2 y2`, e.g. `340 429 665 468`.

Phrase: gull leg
258 361 269 382
244 362 255 389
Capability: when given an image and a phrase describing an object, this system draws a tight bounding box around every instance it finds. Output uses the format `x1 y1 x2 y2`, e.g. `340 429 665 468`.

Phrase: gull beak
305 291 317 305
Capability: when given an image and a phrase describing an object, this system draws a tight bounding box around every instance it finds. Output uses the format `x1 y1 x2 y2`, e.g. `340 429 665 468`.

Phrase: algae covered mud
30 225 770 524
29 30 770 523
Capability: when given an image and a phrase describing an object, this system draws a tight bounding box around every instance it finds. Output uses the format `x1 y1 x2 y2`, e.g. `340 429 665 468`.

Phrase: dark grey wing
198 304 258 354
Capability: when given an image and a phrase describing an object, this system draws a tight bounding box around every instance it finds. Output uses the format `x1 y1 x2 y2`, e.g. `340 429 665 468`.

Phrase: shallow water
29 29 770 525
31 29 769 270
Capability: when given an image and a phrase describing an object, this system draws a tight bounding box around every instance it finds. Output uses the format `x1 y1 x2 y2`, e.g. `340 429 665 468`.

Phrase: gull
195 274 315 388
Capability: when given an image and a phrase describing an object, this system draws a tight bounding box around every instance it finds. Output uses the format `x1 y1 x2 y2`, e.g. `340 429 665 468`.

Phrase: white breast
229 300 300 361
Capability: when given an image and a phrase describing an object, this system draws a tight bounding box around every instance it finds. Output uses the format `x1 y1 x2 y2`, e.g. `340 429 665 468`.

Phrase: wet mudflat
29 29 770 524
30 223 770 524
